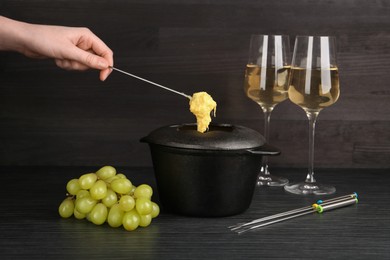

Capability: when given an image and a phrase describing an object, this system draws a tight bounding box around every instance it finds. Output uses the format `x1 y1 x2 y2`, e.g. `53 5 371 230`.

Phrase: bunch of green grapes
58 166 160 231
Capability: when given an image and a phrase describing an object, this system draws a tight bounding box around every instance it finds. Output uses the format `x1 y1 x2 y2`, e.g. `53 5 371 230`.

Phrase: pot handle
246 144 281 156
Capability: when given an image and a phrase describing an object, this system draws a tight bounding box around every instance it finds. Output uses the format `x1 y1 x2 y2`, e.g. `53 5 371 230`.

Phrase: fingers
100 67 112 81
62 50 113 81
76 49 114 81
77 29 114 81
55 57 113 81
62 28 114 80
55 59 90 71
70 47 109 69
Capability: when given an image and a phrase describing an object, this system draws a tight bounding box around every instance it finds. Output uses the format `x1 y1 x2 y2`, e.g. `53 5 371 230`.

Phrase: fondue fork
109 66 192 99
234 196 358 234
229 193 357 230
229 193 358 232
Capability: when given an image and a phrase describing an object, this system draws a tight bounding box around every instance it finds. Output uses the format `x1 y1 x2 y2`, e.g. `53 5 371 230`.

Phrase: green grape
59 198 75 218
107 204 124 228
90 180 107 200
102 188 118 208
76 190 90 200
78 173 97 190
135 197 153 215
130 185 136 195
89 203 108 225
66 179 81 195
60 167 159 231
151 202 160 218
73 208 86 219
105 175 119 184
122 210 140 231
116 173 127 179
119 195 135 212
75 196 97 214
139 214 152 227
96 166 116 180
111 178 132 194
134 184 153 199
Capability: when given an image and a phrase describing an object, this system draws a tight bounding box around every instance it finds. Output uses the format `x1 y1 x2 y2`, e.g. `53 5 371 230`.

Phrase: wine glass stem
262 107 273 175
306 111 319 183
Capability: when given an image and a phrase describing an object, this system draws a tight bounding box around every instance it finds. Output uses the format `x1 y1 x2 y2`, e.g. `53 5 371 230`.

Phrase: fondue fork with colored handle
229 193 358 232
234 196 358 234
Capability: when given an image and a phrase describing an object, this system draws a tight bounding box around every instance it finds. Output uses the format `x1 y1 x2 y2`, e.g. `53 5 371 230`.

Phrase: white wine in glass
244 34 290 186
284 36 340 195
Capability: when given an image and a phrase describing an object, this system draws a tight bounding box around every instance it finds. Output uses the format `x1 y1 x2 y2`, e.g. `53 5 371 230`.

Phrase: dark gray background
1 0 389 168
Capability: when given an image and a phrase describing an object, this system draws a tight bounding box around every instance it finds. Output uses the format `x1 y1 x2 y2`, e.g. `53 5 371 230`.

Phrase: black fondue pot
141 123 280 217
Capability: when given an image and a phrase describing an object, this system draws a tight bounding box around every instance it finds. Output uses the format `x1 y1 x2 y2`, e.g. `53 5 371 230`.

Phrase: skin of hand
0 16 113 81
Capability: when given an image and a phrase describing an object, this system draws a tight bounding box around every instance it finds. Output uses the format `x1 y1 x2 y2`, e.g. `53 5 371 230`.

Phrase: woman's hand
0 16 114 81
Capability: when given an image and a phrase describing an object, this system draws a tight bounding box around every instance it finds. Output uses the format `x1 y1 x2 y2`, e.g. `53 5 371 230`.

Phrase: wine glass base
284 181 336 195
256 174 289 187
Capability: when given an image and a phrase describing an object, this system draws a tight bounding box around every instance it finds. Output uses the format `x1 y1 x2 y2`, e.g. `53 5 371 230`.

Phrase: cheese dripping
189 92 217 133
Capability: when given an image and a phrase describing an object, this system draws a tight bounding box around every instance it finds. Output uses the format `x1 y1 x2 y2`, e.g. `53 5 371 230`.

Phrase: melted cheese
189 92 217 133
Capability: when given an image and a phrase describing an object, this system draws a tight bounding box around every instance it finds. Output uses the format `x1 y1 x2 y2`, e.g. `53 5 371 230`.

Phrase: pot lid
141 123 266 150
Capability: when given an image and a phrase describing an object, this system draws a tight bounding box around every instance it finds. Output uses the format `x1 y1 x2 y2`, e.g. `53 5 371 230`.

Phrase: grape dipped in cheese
189 92 217 133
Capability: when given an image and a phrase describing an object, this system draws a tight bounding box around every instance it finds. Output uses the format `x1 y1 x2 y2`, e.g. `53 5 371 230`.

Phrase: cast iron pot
141 123 280 217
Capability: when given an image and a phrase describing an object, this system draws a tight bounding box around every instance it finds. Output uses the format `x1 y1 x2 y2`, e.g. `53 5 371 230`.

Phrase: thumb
70 47 109 70
81 51 109 70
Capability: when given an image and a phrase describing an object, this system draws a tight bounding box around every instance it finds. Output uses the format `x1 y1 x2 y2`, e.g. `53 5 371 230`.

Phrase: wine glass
284 36 340 195
244 34 290 186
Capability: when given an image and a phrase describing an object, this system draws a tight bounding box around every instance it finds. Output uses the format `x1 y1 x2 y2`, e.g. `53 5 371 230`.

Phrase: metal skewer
237 207 317 234
235 197 358 234
229 205 313 230
109 66 192 99
229 193 358 231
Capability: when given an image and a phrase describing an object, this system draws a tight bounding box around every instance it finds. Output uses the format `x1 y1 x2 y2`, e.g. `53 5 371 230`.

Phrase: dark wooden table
0 166 389 259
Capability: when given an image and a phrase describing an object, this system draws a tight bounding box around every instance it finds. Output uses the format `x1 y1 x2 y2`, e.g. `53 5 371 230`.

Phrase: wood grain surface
0 166 389 259
0 0 389 168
